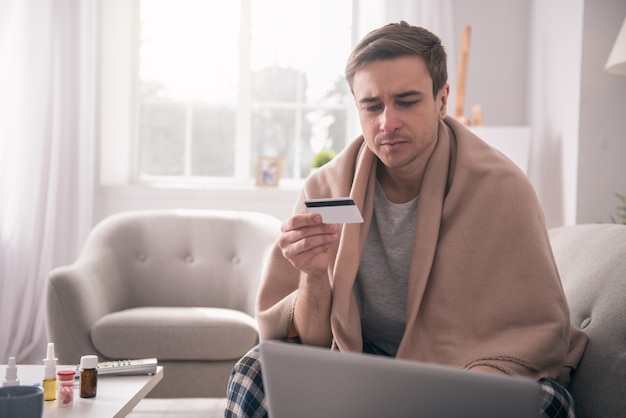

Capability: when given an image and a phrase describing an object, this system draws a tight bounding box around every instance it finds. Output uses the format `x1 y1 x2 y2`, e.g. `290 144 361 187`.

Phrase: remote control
73 358 158 376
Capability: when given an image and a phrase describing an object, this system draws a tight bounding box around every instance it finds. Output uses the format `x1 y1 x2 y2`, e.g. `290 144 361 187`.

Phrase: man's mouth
378 132 408 147
381 139 403 146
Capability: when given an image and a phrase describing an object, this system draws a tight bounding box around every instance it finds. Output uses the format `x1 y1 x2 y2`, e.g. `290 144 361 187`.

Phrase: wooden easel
454 25 483 126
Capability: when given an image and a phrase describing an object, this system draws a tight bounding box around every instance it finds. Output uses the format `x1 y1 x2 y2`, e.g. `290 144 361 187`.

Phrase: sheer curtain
0 0 97 363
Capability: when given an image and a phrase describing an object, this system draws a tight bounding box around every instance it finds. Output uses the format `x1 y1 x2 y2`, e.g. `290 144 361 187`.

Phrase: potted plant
611 192 626 224
311 149 337 169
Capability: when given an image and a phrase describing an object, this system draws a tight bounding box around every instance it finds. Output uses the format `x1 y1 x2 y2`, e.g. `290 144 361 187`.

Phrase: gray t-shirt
354 181 418 356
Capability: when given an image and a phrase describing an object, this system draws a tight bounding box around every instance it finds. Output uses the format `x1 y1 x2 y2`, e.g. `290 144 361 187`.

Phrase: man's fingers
281 213 323 232
281 230 338 258
277 213 340 275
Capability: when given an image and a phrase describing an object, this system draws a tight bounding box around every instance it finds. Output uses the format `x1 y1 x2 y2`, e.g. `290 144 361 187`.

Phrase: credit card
304 197 364 224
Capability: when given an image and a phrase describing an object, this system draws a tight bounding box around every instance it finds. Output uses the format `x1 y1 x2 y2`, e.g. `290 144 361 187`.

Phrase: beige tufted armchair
45 209 281 397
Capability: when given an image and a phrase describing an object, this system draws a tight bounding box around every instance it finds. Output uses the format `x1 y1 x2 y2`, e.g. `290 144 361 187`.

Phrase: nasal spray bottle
2 357 19 386
42 342 58 401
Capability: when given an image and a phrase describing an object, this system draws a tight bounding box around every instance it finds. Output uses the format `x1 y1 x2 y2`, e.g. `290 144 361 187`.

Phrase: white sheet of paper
305 197 364 224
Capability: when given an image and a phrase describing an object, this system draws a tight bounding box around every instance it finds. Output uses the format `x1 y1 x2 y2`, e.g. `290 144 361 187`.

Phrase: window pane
191 105 236 177
251 107 297 177
303 108 347 176
136 0 353 183
250 0 353 103
252 67 303 102
139 102 186 176
139 0 240 103
250 0 352 180
138 0 240 179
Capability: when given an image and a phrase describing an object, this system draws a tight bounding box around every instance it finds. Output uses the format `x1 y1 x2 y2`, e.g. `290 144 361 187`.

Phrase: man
225 21 587 418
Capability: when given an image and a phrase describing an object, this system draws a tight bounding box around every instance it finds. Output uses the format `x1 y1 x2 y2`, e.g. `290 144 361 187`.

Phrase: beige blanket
257 115 587 384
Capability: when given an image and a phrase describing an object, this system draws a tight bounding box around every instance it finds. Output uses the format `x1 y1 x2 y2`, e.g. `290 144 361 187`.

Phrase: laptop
260 340 540 418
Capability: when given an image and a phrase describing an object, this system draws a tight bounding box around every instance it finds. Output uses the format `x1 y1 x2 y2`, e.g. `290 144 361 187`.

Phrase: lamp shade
606 16 626 76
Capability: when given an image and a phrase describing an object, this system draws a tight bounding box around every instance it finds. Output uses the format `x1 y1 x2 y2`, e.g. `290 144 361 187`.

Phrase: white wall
455 0 626 227
527 0 626 227
527 0 584 227
451 0 530 126
576 1 626 224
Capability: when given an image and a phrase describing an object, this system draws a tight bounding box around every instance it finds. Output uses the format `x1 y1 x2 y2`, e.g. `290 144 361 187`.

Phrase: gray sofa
548 223 626 418
45 209 281 397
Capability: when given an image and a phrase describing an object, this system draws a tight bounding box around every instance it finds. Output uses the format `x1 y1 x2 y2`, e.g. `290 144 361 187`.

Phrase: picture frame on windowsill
256 156 282 187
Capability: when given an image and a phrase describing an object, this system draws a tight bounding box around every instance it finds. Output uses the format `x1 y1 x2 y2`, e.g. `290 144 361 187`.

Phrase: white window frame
129 0 356 188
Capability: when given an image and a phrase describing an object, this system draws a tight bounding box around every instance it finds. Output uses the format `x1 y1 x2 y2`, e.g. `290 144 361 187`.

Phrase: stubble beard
375 129 438 170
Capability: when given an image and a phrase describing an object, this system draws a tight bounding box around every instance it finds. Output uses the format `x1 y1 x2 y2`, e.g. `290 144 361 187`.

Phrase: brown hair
345 21 447 98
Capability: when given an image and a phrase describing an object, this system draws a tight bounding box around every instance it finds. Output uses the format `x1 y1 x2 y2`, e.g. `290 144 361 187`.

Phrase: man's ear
437 84 450 118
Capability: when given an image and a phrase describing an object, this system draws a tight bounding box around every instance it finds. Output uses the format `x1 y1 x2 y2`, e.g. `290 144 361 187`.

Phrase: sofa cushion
548 224 626 418
91 307 258 361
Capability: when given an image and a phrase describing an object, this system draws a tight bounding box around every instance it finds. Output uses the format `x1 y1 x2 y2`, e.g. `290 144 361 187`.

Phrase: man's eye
399 100 418 107
364 104 382 112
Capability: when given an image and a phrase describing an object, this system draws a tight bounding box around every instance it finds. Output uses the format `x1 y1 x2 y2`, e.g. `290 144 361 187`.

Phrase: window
137 0 354 185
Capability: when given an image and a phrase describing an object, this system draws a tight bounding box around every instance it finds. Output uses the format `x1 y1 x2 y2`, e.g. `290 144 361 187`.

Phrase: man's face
352 56 448 172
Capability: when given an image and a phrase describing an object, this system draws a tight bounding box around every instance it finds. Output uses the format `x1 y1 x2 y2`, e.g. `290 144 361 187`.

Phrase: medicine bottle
57 369 75 407
3 357 19 387
42 343 57 401
79 355 98 398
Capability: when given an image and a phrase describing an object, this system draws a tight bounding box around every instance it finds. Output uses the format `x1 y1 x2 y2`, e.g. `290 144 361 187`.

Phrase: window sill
96 181 301 223
136 178 305 193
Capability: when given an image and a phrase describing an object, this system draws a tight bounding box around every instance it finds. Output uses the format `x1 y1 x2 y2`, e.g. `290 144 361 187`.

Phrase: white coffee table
0 364 163 417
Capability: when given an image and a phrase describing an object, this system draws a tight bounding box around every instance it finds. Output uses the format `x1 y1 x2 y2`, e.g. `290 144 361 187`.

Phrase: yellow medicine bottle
42 343 57 401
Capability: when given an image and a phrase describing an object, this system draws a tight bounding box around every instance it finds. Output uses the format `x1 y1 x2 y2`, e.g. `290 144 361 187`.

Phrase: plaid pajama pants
224 345 578 418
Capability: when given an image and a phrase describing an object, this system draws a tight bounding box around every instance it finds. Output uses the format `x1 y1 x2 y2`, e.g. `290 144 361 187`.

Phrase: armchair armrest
46 256 128 364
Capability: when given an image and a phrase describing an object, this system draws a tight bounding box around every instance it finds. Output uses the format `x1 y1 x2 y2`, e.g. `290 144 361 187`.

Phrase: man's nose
379 106 403 133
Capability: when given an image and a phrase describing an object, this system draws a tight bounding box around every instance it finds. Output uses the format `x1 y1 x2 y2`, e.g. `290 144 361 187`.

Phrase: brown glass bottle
79 355 98 398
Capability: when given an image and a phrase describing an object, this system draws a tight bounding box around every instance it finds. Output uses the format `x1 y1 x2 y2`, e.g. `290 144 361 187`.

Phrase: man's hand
278 213 339 278
469 365 505 375
279 213 339 346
